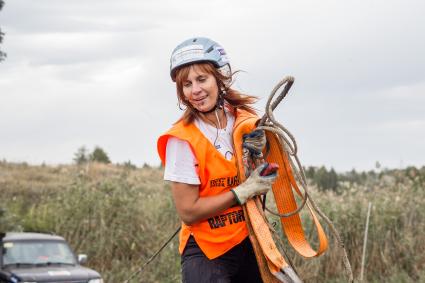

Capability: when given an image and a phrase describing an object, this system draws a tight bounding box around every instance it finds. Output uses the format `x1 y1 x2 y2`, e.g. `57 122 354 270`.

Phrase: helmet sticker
215 46 229 63
172 44 204 66
216 47 226 55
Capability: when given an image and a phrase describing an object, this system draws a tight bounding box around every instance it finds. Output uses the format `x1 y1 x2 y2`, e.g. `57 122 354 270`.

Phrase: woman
157 37 276 283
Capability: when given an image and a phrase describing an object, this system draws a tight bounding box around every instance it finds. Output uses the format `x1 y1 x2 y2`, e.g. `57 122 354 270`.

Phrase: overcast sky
0 0 424 172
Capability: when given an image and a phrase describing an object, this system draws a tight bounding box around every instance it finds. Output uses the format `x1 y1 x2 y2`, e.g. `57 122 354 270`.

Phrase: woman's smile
183 65 219 113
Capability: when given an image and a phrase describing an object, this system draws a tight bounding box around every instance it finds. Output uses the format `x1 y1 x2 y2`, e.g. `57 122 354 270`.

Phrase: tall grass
0 162 181 282
1 161 424 282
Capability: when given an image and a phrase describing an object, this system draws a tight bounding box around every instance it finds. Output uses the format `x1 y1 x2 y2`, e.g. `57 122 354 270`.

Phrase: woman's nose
191 82 202 95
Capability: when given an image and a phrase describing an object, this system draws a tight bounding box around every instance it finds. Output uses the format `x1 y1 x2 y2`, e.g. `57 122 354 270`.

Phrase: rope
123 226 181 283
254 76 354 282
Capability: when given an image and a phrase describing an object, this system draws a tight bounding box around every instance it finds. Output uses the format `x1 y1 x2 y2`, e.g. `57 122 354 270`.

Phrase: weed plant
1 161 424 282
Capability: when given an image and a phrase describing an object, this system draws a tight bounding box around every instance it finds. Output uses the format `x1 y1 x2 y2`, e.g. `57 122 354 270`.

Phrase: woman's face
182 65 219 113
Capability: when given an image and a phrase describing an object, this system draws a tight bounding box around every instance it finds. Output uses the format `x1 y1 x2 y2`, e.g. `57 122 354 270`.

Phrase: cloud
0 0 424 171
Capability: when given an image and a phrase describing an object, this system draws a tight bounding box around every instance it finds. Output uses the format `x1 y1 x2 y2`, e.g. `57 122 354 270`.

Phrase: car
0 232 103 283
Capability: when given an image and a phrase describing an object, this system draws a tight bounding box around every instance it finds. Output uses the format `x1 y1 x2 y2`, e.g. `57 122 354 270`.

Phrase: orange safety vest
157 109 259 259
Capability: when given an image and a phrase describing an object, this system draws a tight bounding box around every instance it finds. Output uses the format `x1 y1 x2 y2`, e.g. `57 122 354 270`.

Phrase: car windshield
2 240 76 266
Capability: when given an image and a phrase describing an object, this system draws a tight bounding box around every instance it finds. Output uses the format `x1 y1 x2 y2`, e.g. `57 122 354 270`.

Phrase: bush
73 146 111 164
89 146 111 164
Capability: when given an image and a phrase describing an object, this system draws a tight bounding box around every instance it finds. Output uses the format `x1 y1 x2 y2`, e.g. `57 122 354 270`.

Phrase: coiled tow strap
240 76 353 283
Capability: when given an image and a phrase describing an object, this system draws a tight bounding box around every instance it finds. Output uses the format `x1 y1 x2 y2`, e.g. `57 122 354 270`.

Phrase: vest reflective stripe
157 110 258 259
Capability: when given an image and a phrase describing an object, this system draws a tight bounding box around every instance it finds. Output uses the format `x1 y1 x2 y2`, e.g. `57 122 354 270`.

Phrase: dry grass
1 161 424 283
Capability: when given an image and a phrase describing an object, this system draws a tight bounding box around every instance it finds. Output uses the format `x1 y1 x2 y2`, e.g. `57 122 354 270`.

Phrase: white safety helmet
170 37 230 81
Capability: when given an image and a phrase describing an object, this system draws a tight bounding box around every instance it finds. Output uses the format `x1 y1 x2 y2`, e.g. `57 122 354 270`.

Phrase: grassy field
0 161 424 282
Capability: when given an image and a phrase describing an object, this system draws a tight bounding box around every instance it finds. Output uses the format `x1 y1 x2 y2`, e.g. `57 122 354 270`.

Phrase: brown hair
174 62 258 125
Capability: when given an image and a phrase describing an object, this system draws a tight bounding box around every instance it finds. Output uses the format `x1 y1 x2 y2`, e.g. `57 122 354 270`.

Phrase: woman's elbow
181 218 196 226
179 209 200 226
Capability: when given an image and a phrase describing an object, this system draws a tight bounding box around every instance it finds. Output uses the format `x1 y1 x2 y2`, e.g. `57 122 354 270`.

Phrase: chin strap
201 105 219 114
200 88 226 114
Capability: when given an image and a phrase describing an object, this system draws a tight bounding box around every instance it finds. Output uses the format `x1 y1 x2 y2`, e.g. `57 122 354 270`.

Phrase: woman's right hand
231 163 277 205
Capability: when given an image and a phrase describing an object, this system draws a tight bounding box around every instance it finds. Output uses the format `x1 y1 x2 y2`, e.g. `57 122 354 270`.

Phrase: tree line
73 146 111 164
304 164 425 192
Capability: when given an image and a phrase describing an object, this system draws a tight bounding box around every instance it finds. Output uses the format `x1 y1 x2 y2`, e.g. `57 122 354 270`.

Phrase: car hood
5 265 100 282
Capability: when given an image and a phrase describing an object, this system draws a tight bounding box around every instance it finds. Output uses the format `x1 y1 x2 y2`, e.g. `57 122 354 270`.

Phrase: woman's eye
198 77 206 82
183 82 191 88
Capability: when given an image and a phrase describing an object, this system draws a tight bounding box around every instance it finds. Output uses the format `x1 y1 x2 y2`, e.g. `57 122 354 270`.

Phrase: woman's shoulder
165 119 195 135
235 108 259 118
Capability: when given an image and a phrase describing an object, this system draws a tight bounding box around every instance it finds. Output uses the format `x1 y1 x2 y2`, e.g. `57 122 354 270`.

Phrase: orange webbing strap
243 205 283 283
246 198 288 274
265 131 328 258
244 182 304 283
234 121 289 282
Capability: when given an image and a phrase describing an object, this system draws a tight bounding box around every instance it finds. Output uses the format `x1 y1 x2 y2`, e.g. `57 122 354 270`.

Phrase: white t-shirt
164 110 235 185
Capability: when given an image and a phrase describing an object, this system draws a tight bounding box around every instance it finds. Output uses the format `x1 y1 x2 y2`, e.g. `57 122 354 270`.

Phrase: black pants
181 236 263 283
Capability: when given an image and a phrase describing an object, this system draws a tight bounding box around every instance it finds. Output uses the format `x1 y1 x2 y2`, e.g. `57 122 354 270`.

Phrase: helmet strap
200 88 226 114
201 105 218 114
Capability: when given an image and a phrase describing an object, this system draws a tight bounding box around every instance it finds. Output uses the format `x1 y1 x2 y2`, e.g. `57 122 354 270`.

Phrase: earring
217 89 226 109
178 96 190 110
220 87 227 96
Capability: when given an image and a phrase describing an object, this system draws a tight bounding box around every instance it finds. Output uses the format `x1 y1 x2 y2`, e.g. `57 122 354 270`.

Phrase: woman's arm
165 137 237 225
171 182 236 225
170 164 276 225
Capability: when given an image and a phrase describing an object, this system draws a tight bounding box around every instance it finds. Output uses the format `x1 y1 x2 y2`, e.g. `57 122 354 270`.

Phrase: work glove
231 163 277 205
